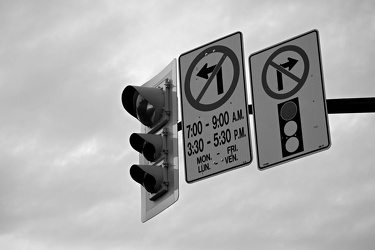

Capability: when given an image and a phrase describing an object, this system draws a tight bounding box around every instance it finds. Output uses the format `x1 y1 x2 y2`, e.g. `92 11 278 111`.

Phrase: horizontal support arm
177 97 375 131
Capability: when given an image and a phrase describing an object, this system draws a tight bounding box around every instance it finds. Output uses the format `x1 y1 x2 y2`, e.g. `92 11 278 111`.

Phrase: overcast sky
1 0 375 249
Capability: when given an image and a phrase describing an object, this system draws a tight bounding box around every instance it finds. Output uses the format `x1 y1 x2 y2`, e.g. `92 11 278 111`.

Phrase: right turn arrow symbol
277 57 298 91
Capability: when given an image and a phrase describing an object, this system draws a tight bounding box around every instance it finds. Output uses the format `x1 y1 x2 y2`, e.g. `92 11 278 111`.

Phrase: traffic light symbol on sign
278 97 304 158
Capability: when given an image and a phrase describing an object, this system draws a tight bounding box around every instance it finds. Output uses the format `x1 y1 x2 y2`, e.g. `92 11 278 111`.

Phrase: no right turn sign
249 29 331 170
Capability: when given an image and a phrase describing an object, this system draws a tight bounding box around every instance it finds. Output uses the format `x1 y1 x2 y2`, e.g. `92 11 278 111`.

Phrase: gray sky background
1 0 375 249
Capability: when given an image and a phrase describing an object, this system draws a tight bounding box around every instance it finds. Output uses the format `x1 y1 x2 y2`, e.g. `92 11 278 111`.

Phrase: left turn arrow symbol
197 63 224 95
197 63 216 79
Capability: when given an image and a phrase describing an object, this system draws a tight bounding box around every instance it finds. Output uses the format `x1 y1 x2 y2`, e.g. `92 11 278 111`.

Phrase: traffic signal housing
122 59 179 222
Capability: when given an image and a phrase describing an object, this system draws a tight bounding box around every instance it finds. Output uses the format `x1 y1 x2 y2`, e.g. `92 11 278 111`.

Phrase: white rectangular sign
179 32 252 183
249 30 331 170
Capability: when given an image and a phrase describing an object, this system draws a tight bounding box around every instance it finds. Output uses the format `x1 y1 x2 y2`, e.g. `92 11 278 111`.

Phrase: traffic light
122 59 178 222
278 97 304 158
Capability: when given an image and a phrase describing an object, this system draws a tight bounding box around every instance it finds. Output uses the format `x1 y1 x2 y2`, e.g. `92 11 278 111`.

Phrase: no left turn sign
179 32 252 183
184 45 239 111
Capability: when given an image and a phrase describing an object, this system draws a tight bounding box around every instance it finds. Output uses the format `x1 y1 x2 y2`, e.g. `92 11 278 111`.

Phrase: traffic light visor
122 86 164 127
130 165 163 194
130 133 163 162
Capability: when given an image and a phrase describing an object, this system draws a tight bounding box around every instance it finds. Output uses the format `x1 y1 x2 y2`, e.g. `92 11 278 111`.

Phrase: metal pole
177 97 375 131
326 98 375 114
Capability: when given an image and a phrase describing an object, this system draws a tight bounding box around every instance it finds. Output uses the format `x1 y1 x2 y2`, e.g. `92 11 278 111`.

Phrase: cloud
1 0 375 250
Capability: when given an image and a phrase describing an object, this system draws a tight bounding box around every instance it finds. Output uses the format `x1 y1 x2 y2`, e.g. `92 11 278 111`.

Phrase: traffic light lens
136 94 157 127
280 101 297 121
130 166 161 194
143 141 158 162
143 173 158 193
